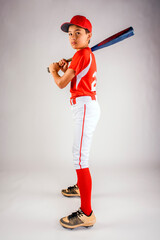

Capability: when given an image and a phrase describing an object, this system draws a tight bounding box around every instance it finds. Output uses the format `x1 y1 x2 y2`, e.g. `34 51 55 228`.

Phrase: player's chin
71 44 77 49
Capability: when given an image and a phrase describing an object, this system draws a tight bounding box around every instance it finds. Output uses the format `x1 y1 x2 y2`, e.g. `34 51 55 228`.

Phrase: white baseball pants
71 96 100 169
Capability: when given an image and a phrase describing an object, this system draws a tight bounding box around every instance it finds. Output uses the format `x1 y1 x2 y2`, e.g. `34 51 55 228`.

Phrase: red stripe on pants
79 104 86 169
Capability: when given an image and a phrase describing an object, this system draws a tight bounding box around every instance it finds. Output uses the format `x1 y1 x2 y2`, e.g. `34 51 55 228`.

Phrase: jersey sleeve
69 50 89 76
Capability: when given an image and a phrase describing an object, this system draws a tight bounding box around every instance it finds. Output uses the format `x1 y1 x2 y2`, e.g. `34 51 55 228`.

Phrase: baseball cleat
61 184 80 197
59 208 96 229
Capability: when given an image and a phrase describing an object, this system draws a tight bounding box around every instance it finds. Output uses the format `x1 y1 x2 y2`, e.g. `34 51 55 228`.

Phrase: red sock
76 177 79 187
76 168 92 216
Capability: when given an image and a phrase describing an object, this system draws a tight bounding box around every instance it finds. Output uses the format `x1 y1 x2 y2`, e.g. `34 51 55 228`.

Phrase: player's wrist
51 69 60 75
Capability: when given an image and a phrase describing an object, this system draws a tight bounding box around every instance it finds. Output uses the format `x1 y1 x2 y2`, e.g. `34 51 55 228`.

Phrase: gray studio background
0 0 160 240
0 0 160 170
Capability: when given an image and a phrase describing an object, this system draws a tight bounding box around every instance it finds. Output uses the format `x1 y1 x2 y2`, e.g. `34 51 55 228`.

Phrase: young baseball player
49 15 100 229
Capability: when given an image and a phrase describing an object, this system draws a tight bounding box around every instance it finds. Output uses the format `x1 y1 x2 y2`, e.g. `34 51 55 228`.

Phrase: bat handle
47 57 72 73
66 57 72 62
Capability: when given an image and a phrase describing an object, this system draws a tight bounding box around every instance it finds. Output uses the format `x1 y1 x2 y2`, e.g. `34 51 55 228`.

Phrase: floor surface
0 164 160 240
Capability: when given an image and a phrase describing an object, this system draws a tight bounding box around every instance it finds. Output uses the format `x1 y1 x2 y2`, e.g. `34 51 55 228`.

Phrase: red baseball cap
61 15 92 33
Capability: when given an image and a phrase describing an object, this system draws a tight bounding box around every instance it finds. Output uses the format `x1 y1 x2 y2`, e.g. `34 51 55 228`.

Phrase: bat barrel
91 26 134 52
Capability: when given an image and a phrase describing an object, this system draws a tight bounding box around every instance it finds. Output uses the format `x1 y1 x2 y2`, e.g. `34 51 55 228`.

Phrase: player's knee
73 158 89 169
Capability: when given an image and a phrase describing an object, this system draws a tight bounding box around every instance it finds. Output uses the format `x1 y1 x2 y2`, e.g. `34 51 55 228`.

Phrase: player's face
68 25 92 50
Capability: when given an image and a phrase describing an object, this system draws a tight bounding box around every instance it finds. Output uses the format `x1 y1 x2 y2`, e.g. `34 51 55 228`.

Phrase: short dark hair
85 29 91 44
85 29 90 34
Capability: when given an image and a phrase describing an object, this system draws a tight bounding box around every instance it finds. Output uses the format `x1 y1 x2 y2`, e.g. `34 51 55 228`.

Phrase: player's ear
88 32 92 40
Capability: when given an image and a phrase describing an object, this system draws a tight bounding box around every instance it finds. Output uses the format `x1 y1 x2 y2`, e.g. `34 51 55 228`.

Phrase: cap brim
61 22 73 32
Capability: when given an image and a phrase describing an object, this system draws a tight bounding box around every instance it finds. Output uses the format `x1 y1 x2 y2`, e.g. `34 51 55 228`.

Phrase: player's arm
49 60 75 89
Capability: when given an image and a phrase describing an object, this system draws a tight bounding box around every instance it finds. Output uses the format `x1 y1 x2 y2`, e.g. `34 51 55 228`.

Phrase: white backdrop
0 0 160 171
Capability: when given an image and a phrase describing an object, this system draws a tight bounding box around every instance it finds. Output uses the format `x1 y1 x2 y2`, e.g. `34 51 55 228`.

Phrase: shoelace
68 184 77 191
68 209 83 220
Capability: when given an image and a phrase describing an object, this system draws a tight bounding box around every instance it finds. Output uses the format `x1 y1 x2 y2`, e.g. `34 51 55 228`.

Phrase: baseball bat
47 26 134 73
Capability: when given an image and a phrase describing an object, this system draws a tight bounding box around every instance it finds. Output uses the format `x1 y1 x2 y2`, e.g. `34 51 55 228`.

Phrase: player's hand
58 59 68 73
49 62 60 73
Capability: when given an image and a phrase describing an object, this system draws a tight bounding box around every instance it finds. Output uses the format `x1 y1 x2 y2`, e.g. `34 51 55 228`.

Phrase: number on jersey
91 72 97 92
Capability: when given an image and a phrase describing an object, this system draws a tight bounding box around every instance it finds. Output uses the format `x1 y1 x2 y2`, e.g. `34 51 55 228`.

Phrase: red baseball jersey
69 47 97 99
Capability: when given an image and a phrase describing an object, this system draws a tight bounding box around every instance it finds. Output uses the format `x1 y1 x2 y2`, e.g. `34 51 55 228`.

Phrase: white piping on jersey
76 53 92 89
